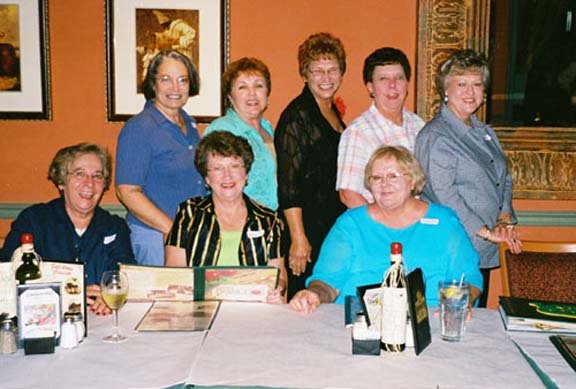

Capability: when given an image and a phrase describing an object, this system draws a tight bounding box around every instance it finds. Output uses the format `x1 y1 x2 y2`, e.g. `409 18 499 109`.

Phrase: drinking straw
459 273 465 287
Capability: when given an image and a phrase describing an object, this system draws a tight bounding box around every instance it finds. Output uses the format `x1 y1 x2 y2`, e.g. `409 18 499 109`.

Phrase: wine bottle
15 233 42 284
379 242 407 352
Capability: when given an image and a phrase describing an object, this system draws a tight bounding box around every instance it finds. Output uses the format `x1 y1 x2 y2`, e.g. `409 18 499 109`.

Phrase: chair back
500 241 576 304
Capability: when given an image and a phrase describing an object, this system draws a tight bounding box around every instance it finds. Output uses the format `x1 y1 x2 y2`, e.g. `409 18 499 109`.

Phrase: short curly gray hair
48 143 112 191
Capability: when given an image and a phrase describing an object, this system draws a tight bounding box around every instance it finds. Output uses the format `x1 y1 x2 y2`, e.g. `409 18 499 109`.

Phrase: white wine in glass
100 270 129 343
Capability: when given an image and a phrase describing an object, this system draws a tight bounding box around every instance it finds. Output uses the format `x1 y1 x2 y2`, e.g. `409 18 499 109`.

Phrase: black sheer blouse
274 85 346 264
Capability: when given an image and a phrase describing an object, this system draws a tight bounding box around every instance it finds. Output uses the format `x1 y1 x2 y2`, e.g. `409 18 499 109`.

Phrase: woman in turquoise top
289 146 483 312
204 57 277 210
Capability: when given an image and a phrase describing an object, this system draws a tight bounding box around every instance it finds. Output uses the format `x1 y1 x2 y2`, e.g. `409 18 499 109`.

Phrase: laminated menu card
136 300 220 332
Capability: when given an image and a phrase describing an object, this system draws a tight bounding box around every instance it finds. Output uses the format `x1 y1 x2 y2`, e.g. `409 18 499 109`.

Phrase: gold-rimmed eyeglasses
68 170 105 182
308 67 341 79
156 75 189 86
369 172 409 186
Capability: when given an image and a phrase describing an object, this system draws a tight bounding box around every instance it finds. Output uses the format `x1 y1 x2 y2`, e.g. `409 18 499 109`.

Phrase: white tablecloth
509 331 576 389
0 303 207 389
186 303 546 389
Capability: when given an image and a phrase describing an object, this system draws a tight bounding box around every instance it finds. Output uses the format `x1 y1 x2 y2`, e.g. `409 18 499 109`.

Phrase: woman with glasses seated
0 143 136 315
165 131 287 304
289 146 482 313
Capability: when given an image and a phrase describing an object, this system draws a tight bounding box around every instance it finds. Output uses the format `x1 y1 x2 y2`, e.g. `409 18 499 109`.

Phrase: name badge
247 229 264 239
103 234 117 245
420 218 439 225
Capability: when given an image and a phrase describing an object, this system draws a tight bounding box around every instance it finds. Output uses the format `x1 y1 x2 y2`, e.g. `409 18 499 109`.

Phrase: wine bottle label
21 243 34 253
390 253 402 264
380 287 407 346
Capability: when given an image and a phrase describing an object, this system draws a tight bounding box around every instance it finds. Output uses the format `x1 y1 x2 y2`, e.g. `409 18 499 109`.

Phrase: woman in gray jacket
415 49 522 307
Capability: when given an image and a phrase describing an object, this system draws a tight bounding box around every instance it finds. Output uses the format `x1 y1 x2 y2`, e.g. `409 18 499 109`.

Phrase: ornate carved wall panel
417 0 576 200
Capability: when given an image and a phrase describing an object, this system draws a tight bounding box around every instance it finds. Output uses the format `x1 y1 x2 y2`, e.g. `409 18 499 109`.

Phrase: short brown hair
298 32 346 78
363 47 411 84
141 50 200 100
364 146 425 196
48 143 112 191
195 131 254 177
222 57 271 106
435 49 490 99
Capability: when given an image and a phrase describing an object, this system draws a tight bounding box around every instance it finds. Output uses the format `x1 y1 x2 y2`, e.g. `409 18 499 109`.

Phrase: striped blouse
166 195 283 267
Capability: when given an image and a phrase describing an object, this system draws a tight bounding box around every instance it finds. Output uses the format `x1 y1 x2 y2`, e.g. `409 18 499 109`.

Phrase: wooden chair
500 241 576 304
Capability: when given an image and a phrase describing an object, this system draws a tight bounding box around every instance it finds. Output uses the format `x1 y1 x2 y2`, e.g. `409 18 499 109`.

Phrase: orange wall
0 0 418 204
0 1 573 309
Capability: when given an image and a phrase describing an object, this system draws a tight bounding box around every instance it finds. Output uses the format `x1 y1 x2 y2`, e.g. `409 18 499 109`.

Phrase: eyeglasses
308 67 341 79
68 170 105 182
156 75 189 86
207 162 245 176
368 171 409 185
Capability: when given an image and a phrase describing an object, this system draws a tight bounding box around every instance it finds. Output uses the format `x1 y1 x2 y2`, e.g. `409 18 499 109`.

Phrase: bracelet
480 226 492 241
496 219 517 228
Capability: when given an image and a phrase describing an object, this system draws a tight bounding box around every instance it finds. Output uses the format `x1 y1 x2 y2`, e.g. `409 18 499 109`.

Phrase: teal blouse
204 108 278 210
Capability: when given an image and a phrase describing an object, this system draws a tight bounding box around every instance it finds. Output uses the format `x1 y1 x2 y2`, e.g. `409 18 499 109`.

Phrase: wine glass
100 270 129 343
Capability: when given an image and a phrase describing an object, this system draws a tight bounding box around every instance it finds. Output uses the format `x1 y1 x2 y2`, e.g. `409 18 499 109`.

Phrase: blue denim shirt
116 101 206 228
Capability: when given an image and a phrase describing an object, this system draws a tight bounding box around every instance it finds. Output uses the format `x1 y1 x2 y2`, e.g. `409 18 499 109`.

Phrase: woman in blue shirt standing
116 51 205 266
204 57 277 210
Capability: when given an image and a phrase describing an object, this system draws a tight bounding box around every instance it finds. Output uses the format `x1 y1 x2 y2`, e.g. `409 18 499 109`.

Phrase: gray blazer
414 104 516 268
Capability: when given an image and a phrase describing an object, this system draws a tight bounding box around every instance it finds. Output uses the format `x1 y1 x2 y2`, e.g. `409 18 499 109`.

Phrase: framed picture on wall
106 0 229 122
0 0 51 120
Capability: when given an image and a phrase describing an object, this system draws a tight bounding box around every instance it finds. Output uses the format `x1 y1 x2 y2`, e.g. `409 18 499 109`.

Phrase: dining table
1 302 574 389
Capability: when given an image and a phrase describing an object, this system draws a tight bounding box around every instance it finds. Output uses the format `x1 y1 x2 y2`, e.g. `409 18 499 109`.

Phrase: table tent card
17 282 61 352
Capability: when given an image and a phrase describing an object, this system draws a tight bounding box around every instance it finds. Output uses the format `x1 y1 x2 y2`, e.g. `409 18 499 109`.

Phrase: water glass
438 280 470 342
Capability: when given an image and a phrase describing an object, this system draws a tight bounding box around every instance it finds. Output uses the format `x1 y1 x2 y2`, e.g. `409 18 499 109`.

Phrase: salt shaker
64 312 85 343
0 318 17 354
60 317 78 349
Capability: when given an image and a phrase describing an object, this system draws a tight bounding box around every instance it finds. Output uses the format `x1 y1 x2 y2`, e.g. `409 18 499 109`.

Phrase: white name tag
247 229 264 239
420 218 439 225
104 234 117 245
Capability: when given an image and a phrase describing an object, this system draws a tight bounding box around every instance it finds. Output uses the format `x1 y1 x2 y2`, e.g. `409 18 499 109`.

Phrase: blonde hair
363 146 425 195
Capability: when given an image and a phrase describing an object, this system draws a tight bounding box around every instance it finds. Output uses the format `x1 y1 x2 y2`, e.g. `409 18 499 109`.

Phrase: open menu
120 264 279 303
136 300 220 332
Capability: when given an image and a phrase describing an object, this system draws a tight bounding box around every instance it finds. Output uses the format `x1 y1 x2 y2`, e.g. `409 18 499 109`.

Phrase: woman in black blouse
275 32 347 299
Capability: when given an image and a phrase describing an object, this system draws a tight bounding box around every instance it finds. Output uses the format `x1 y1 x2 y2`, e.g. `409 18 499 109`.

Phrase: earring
443 96 448 103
